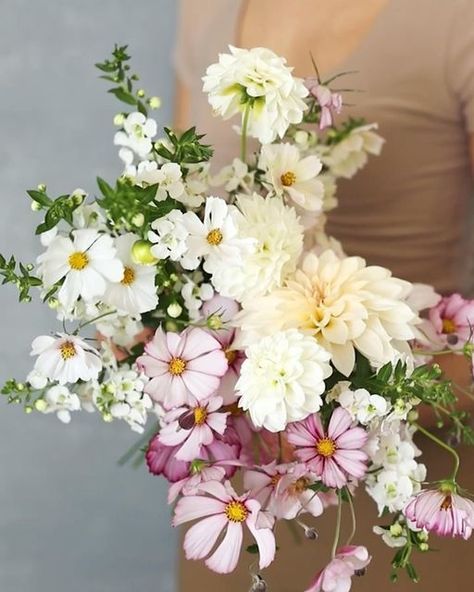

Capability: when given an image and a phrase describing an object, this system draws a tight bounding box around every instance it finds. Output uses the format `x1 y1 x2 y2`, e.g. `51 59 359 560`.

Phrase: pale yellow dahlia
237 250 418 376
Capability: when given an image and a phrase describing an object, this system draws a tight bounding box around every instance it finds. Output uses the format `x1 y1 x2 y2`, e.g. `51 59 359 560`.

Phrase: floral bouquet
2 44 474 591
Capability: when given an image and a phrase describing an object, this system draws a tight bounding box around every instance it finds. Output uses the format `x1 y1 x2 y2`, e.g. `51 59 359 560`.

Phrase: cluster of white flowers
329 383 389 425
365 421 426 514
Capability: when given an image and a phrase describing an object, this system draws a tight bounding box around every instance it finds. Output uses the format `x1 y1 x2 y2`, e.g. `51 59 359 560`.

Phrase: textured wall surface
0 1 177 591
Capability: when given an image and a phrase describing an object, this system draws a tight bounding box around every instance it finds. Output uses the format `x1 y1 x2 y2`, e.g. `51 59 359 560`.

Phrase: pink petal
183 328 222 360
328 408 353 440
197 480 232 502
173 495 225 526
206 412 228 435
136 355 169 379
333 449 367 478
186 349 228 377
321 458 348 489
166 331 186 358
246 499 276 569
335 427 368 450
182 370 221 400
205 522 243 574
144 328 171 361
183 514 227 560
175 426 211 462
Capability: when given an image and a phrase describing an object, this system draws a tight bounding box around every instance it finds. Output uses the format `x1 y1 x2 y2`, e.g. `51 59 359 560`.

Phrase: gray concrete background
0 1 178 591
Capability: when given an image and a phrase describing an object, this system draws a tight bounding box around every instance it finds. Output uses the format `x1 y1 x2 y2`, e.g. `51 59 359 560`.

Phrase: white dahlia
211 193 304 303
238 250 418 376
102 233 158 315
259 143 324 211
202 46 308 144
236 329 332 432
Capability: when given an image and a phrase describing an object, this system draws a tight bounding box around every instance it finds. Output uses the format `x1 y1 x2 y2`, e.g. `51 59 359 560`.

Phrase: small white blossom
211 158 255 193
148 210 189 261
181 277 214 321
41 385 81 424
114 112 157 165
337 387 389 425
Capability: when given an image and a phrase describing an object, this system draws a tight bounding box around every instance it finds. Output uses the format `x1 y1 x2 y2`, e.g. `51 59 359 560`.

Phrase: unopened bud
419 542 429 552
24 405 33 414
102 413 113 423
31 201 42 211
131 240 158 266
165 320 178 332
34 399 48 412
132 213 145 227
390 523 403 537
207 314 223 330
167 303 183 318
16 383 25 391
113 113 125 126
48 297 59 310
137 89 145 98
37 183 47 192
149 96 161 109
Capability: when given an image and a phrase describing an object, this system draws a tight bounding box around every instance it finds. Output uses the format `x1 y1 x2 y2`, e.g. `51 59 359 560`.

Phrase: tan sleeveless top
175 0 474 295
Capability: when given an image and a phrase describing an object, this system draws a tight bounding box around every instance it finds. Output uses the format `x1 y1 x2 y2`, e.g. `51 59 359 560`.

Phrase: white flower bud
113 113 125 126
167 303 183 318
149 96 161 109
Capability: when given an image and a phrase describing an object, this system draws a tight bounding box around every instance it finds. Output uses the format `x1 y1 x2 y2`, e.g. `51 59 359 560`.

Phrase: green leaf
108 87 137 106
97 177 115 199
246 544 259 555
27 189 52 208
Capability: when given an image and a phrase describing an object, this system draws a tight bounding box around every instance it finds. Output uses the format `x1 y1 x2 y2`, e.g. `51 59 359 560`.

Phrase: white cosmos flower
37 229 124 311
202 46 308 144
130 161 186 203
321 123 384 179
236 329 332 432
238 249 418 376
148 210 189 261
259 143 324 211
180 196 255 273
102 233 158 315
211 193 304 303
114 112 157 165
31 334 102 385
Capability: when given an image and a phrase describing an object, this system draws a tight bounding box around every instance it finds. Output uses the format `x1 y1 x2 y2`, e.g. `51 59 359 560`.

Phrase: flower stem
331 490 343 559
76 310 116 333
346 488 357 545
414 422 460 481
240 102 251 163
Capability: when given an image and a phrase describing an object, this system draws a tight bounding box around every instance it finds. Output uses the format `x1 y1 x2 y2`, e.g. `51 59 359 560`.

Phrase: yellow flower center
168 357 186 375
270 474 281 488
225 349 237 364
289 477 309 495
59 341 77 360
206 228 223 246
68 251 89 271
440 495 453 511
225 500 248 523
193 406 208 426
442 318 456 334
280 171 297 187
121 266 136 286
316 437 337 457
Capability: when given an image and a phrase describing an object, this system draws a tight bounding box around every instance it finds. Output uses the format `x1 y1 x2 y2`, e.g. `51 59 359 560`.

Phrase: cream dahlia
238 250 418 376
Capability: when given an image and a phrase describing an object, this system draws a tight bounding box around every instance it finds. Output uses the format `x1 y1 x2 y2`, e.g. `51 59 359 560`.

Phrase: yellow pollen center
316 438 337 457
60 341 77 360
193 406 208 426
206 228 223 246
168 357 186 376
68 251 89 271
121 266 136 286
270 474 281 488
289 477 309 495
280 171 297 187
440 495 453 511
442 318 457 334
225 349 237 364
225 500 248 523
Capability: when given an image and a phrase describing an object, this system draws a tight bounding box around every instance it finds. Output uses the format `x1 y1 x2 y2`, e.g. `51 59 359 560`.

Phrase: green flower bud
113 113 125 126
419 543 429 552
149 96 161 109
167 303 183 318
132 213 145 227
165 320 178 332
207 314 223 330
31 201 42 211
389 523 403 537
103 413 113 423
24 405 33 414
34 399 48 412
131 240 158 266
37 183 47 192
137 89 145 98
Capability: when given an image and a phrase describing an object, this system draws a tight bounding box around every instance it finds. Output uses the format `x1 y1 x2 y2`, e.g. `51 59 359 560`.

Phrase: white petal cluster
211 194 304 303
181 276 214 321
211 158 255 193
40 385 81 424
321 123 384 179
238 249 418 376
258 143 324 211
131 161 186 203
236 329 332 432
365 421 426 514
334 385 389 425
148 210 189 261
202 46 308 144
114 112 157 165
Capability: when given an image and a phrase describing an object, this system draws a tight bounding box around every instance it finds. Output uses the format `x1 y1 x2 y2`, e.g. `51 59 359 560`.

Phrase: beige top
175 0 474 294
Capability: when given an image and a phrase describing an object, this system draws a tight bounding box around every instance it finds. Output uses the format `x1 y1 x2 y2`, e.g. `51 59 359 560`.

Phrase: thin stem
331 490 343 559
414 422 460 481
346 489 357 546
240 102 251 163
76 310 116 333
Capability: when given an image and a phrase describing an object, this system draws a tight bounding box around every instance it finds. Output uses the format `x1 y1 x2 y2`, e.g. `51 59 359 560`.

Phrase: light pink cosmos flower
201 295 245 404
428 294 474 348
146 436 190 483
137 327 228 409
306 79 343 130
168 464 227 504
403 487 474 540
159 396 229 461
173 480 276 574
287 407 368 489
306 546 371 592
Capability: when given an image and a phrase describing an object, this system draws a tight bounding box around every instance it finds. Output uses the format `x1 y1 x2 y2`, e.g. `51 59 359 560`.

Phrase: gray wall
0 2 178 591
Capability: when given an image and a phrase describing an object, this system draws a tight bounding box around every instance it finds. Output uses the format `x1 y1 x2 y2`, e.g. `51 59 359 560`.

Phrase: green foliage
96 44 153 115
154 127 213 166
0 254 42 302
324 117 367 145
96 176 178 233
28 187 85 234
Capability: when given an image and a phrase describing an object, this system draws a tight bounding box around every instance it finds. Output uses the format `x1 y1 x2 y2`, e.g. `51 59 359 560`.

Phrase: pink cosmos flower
306 546 371 592
173 480 276 574
159 395 229 461
287 408 368 489
168 464 227 504
403 487 474 539
428 293 474 348
137 327 228 409
201 295 245 404
306 79 343 130
146 436 190 482
245 461 323 520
